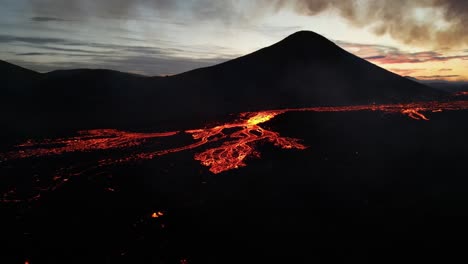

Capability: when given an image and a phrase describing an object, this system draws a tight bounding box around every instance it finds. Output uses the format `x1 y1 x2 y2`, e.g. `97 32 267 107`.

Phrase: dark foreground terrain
1 107 468 263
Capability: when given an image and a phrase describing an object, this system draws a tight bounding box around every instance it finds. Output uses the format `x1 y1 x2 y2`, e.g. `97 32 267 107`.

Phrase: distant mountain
405 76 468 93
0 60 40 96
0 59 38 77
0 31 444 139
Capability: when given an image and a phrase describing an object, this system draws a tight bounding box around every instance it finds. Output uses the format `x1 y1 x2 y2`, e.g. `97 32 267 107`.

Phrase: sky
1 0 468 81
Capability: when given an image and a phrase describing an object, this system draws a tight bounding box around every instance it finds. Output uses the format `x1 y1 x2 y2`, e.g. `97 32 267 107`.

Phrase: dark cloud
15 52 114 58
0 35 70 45
362 55 386 60
30 16 69 22
16 52 48 56
416 74 460 79
278 0 468 48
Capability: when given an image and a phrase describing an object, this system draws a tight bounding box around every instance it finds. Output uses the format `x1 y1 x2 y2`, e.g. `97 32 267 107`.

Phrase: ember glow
1 100 468 202
400 108 430 121
151 212 164 218
4 129 179 160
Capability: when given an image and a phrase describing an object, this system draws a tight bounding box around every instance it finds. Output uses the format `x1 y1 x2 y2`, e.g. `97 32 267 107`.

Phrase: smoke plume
280 0 468 48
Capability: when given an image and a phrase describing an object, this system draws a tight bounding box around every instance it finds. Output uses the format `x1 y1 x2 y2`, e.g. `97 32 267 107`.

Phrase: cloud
366 51 468 64
416 74 460 79
15 52 114 57
0 32 232 75
387 68 422 76
276 0 468 48
0 35 70 45
23 0 468 49
27 0 252 24
361 55 386 60
336 40 400 57
337 40 468 64
16 52 52 56
30 16 69 22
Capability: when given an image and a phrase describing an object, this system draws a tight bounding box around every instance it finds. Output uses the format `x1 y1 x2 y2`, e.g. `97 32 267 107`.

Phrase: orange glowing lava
3 129 178 160
151 211 164 218
2 101 468 174
188 111 305 173
2 100 468 202
455 91 468 96
401 108 430 120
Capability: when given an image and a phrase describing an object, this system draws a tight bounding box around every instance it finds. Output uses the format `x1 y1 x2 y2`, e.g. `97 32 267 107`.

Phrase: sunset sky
1 0 467 81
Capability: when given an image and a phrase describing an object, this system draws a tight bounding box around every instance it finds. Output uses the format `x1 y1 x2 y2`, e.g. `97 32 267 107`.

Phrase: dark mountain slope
170 31 441 113
0 61 42 140
0 60 39 79
0 60 40 97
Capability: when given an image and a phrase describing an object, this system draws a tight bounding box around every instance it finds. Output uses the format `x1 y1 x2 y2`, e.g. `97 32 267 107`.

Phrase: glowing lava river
1 100 468 202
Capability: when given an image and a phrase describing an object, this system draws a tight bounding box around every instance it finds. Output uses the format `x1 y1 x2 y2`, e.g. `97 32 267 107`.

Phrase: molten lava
188 111 305 174
4 129 178 160
2 100 468 202
401 108 430 120
151 212 164 218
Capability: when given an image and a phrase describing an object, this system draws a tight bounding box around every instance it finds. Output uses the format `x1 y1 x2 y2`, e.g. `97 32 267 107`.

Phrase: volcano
172 31 441 109
1 32 467 264
1 31 443 139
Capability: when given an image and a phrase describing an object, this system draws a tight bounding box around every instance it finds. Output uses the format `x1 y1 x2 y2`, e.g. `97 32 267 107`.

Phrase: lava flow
96 110 306 174
1 100 468 202
3 100 468 173
188 111 306 174
2 129 179 160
